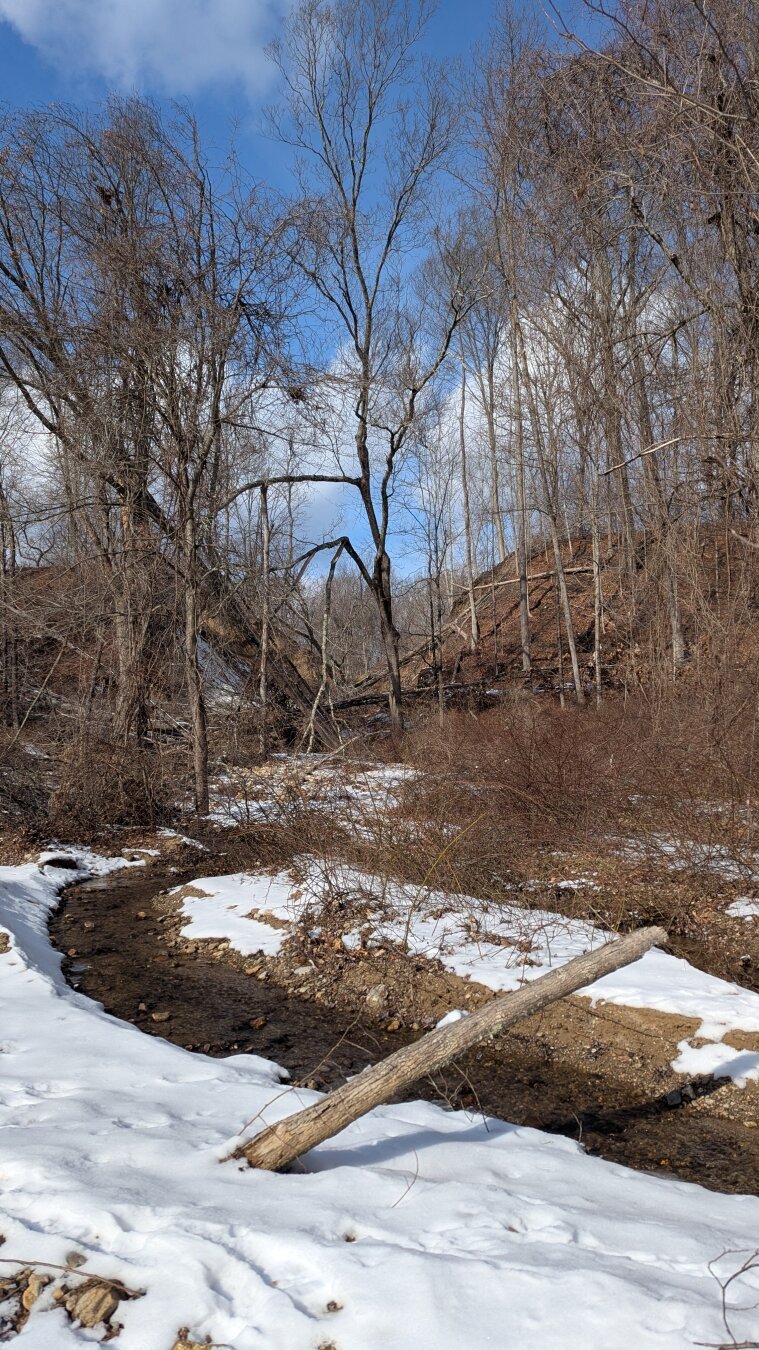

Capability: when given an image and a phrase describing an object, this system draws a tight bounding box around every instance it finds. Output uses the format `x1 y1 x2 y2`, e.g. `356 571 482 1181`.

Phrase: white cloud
0 0 287 96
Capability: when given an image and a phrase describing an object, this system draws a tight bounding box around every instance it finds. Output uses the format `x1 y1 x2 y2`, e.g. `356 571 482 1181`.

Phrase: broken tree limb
234 924 667 1172
459 566 594 593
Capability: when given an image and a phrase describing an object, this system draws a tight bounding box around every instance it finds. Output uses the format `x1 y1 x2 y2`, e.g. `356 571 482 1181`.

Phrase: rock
249 1016 267 1030
0 933 9 954
385 1017 402 1032
293 965 313 977
365 983 388 1012
83 921 95 931
136 911 148 921
67 948 78 958
65 1252 88 1269
665 1089 683 1108
151 1011 171 1023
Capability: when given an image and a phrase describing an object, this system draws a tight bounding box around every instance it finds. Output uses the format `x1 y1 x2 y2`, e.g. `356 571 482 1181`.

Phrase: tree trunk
510 307 531 676
235 925 667 1172
515 322 585 704
484 379 507 565
555 574 566 709
258 484 270 758
183 514 209 816
112 502 153 747
458 355 480 653
591 467 603 706
0 498 18 729
373 551 404 736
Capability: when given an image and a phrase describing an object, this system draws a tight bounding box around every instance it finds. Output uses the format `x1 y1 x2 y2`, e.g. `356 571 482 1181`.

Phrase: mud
49 862 759 1196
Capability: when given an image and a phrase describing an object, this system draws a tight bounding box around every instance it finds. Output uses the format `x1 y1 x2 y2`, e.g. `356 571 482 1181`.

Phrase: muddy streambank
49 864 759 1197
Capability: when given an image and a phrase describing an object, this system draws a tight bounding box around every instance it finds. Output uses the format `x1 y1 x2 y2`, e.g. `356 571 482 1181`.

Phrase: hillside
355 528 758 701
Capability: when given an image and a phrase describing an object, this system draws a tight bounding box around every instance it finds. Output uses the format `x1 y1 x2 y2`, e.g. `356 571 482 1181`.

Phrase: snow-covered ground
180 871 297 956
2 852 759 1349
618 829 759 882
208 757 417 830
728 895 759 919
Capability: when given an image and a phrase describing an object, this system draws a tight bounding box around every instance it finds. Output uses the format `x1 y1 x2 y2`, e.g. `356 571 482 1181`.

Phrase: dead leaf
21 1271 50 1311
66 1279 119 1327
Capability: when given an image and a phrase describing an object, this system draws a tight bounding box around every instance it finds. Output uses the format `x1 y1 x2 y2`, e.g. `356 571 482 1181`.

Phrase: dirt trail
49 861 759 1196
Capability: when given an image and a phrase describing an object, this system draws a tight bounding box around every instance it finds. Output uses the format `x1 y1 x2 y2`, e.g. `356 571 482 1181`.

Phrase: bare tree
268 0 472 732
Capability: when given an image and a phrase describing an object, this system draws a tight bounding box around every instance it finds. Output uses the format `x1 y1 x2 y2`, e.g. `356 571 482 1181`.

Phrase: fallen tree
234 924 667 1171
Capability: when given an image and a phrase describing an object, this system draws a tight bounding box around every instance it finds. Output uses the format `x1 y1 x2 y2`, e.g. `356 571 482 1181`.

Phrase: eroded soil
48 848 759 1196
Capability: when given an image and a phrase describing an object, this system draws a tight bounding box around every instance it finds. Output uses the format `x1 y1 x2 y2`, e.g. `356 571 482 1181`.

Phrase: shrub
48 738 178 836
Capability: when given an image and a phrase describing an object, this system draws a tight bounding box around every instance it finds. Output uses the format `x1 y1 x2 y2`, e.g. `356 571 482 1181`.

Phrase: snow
207 757 418 829
176 859 759 1084
728 896 759 919
673 1036 759 1084
157 828 207 850
2 854 759 1347
37 847 146 876
619 831 759 882
179 871 303 957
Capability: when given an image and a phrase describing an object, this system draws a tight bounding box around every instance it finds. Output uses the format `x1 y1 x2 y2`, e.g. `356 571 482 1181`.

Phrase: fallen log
234 924 667 1171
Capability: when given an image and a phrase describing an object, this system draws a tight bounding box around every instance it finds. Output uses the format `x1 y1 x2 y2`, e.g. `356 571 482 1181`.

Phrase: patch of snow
0 857 759 1347
618 832 758 883
436 1008 468 1028
38 846 146 876
673 1037 759 1087
727 896 759 919
178 871 302 957
207 758 418 831
157 828 208 850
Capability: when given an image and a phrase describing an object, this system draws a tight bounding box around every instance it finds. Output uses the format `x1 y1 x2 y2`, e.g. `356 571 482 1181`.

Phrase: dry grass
48 737 180 837
238 690 758 944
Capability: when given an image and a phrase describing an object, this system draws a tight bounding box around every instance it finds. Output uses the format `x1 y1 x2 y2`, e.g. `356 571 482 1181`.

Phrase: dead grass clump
388 690 759 914
48 738 178 837
0 734 50 830
403 701 633 845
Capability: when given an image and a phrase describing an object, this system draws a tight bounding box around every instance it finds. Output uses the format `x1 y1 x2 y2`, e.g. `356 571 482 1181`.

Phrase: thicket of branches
0 0 756 818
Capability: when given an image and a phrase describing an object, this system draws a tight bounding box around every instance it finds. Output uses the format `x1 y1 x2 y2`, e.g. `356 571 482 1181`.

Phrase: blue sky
0 1 601 196
0 0 507 189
